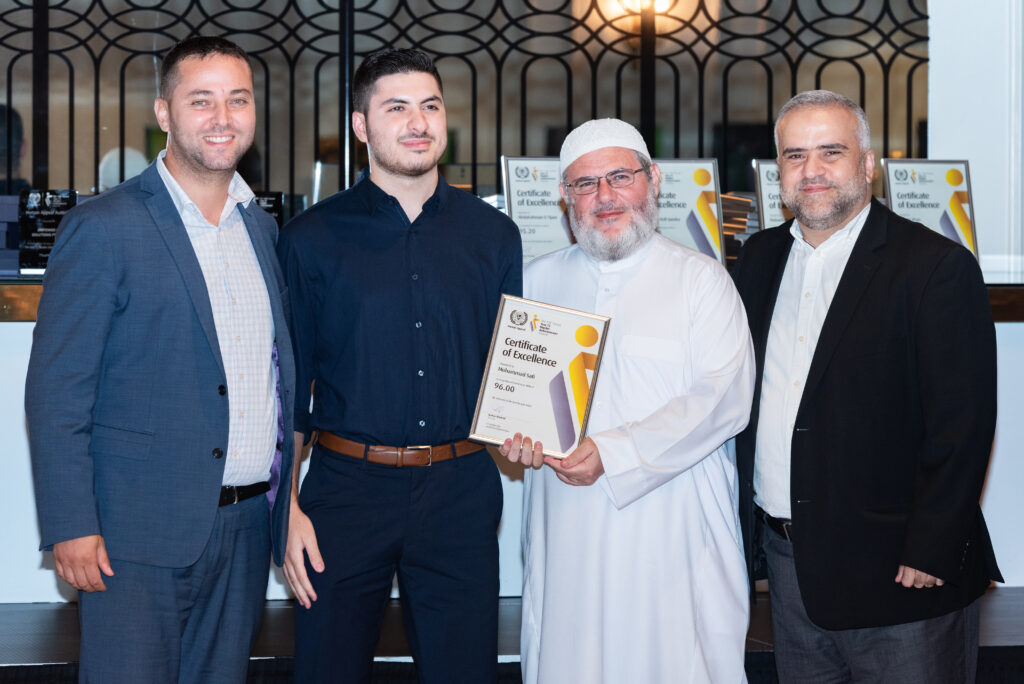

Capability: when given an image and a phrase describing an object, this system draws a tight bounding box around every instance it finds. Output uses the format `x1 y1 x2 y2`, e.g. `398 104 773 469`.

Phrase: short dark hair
159 36 252 99
1 103 23 171
352 48 442 114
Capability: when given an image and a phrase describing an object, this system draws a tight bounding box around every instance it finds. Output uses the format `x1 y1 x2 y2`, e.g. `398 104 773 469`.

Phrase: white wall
930 0 1024 586
929 0 1024 281
990 324 1024 585
0 322 69 603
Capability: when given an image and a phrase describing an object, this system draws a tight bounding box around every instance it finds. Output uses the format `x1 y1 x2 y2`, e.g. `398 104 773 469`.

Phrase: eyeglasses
564 167 647 195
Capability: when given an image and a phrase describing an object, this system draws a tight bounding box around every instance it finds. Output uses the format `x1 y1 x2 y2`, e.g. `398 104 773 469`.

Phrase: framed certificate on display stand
470 295 609 458
19 189 77 275
501 156 572 263
652 159 725 264
881 159 978 256
752 159 792 230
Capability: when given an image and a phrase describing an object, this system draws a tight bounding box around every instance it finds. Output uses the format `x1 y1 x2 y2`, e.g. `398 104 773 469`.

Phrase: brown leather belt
316 431 480 467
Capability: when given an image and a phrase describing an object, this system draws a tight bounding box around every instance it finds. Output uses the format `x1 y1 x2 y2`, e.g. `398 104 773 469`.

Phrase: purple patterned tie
266 343 284 514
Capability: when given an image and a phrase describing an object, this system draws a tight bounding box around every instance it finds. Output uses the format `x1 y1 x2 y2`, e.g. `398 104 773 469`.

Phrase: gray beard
569 192 658 262
787 188 862 233
781 167 870 233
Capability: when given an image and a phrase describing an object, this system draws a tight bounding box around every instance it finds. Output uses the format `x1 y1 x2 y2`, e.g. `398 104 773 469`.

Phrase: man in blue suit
25 36 294 683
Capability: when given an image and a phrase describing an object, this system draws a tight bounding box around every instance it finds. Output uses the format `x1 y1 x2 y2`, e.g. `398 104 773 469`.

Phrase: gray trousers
78 494 271 684
762 526 979 684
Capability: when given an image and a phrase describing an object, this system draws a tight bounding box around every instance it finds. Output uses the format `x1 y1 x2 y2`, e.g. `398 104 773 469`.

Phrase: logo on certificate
509 309 528 326
548 325 601 451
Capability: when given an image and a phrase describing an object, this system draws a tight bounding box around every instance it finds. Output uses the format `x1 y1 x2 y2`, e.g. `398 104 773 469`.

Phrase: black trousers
293 445 503 683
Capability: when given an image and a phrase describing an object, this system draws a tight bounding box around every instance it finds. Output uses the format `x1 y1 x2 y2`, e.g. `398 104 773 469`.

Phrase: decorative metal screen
0 0 927 199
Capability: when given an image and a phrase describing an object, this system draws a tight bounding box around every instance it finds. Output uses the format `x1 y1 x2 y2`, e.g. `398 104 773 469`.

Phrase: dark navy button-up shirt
277 169 522 447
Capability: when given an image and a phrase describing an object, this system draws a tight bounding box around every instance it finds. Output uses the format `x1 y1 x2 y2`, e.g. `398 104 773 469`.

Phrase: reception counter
0 277 524 602
2 279 1022 604
989 285 1024 321
0 280 42 322
6 278 1024 322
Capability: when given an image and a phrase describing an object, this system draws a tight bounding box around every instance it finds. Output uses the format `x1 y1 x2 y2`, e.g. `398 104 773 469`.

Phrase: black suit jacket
732 199 1001 630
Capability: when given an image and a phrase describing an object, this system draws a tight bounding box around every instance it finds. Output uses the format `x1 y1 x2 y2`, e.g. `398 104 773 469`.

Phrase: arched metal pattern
0 0 927 198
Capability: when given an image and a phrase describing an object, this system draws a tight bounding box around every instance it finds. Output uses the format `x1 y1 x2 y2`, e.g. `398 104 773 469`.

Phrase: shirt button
804 292 812 299
212 448 223 459
411 273 419 280
415 321 422 328
419 420 426 427
218 385 226 395
417 370 424 377
798 336 805 342
793 380 801 387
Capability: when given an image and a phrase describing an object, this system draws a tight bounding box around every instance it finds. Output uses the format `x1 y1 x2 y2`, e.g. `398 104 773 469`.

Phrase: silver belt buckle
405 445 433 466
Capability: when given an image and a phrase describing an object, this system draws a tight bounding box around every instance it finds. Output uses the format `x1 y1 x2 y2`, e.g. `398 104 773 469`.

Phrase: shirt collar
789 201 871 252
156 149 254 219
353 166 450 218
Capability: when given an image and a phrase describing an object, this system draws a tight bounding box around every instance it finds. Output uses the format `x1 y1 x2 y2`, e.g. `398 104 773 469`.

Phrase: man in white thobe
501 118 755 683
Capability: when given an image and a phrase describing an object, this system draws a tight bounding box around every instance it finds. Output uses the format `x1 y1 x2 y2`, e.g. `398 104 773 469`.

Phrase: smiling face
776 104 874 244
153 54 255 182
559 146 661 261
352 71 447 180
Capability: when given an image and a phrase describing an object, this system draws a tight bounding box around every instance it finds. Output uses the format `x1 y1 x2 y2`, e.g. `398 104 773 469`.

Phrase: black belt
219 481 270 507
758 506 793 542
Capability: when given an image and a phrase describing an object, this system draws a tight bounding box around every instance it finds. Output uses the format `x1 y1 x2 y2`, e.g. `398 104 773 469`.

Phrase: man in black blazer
732 90 1000 683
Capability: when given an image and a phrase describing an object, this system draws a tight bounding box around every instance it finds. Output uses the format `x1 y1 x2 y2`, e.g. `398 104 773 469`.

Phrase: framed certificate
501 156 572 263
470 295 610 458
19 189 78 275
652 158 725 264
752 159 792 230
881 159 978 256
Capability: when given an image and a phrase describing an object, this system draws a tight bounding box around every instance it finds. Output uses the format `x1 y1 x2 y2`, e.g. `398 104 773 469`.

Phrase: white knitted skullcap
559 118 651 177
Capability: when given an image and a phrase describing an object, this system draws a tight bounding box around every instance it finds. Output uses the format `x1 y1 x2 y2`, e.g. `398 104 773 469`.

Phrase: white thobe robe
521 234 755 684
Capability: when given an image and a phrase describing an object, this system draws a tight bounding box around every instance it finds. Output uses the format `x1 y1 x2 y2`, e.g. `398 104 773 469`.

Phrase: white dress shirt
754 203 871 518
156 151 276 486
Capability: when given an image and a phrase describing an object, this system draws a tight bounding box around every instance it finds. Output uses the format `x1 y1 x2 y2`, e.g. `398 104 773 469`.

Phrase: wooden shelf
4 282 1024 322
989 286 1024 322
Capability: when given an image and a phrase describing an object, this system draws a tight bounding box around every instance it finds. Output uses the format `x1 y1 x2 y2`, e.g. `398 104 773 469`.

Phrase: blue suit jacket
26 162 295 567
